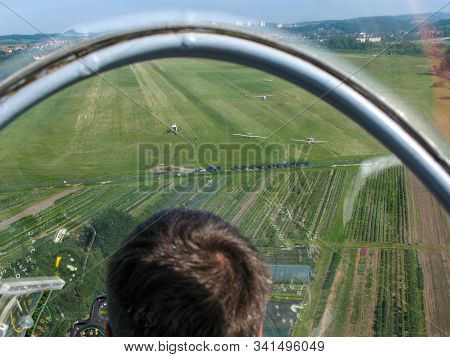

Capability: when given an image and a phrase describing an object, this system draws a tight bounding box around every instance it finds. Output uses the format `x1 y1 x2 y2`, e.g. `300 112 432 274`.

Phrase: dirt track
0 187 80 230
317 268 343 336
230 176 268 226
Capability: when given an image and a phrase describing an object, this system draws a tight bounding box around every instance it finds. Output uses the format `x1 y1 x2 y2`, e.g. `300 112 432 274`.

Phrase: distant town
0 31 87 58
0 39 75 56
0 12 448 80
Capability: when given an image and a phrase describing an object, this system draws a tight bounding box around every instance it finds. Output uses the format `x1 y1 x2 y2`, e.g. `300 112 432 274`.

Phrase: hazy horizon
0 0 447 35
0 9 449 36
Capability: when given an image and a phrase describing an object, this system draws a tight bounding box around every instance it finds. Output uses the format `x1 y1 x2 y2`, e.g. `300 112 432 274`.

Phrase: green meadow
3 55 428 187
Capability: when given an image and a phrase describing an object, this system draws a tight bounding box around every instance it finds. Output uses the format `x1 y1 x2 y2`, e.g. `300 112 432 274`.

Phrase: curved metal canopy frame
0 26 449 211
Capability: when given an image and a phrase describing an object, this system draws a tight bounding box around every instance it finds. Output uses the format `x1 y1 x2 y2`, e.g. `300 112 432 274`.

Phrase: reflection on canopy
0 6 449 337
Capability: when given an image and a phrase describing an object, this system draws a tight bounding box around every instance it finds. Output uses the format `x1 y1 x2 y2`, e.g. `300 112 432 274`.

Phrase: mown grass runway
0 57 391 188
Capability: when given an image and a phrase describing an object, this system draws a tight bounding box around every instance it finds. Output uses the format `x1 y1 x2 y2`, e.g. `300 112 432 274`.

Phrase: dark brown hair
106 208 272 336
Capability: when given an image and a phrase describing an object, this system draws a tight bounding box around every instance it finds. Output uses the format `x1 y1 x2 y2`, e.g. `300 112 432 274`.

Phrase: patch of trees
87 208 137 257
384 42 425 56
321 252 341 291
325 36 369 50
323 37 426 56
312 251 341 328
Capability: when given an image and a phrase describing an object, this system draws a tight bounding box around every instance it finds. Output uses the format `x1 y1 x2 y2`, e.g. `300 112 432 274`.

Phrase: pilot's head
106 208 272 336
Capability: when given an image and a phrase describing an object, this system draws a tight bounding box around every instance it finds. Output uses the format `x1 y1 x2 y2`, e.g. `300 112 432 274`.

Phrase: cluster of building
31 38 70 50
0 44 25 53
235 21 387 45
356 32 382 43
0 38 78 56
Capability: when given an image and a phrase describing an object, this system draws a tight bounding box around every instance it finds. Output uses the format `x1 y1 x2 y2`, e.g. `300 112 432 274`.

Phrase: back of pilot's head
106 208 272 336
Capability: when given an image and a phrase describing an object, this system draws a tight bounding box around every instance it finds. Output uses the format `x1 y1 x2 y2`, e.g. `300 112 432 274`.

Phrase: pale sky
0 0 448 34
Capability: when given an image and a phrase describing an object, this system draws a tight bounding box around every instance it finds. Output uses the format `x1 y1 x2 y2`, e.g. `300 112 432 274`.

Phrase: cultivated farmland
345 166 409 244
308 247 426 336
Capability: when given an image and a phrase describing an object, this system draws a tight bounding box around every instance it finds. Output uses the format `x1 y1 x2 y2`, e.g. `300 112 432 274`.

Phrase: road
0 187 80 231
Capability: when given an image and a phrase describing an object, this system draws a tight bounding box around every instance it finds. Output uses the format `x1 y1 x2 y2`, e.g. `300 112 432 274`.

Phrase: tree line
323 36 426 56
